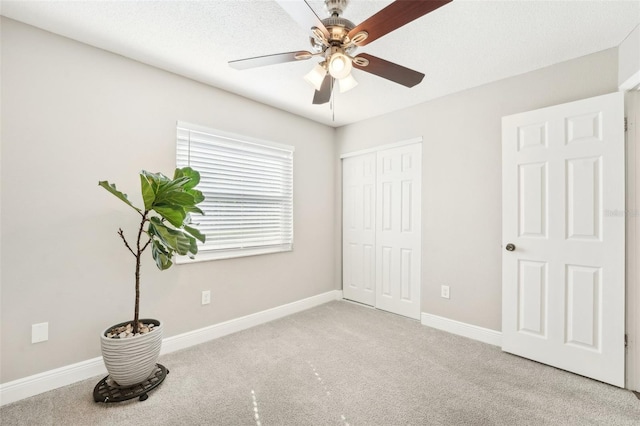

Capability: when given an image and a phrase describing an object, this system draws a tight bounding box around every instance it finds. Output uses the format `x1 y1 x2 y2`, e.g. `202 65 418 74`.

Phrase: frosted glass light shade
304 64 327 91
328 53 352 79
339 73 358 93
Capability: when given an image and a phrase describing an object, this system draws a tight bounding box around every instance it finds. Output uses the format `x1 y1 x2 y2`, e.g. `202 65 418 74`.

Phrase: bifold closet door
342 153 377 306
342 142 422 318
375 143 422 319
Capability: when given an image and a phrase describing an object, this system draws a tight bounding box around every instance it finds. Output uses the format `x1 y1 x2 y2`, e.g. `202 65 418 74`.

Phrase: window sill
175 246 293 264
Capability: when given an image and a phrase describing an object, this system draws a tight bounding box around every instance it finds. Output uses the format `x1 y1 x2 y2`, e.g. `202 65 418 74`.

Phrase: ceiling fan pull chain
331 79 335 122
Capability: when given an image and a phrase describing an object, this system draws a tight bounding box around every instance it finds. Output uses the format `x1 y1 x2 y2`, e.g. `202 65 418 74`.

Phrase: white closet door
375 143 422 319
342 153 377 306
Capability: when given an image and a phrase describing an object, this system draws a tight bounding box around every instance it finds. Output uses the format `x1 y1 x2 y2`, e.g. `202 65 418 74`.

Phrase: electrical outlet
441 285 450 299
32 322 48 343
201 290 211 305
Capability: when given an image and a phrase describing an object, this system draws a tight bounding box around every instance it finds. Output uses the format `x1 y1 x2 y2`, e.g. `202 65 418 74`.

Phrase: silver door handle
505 243 516 252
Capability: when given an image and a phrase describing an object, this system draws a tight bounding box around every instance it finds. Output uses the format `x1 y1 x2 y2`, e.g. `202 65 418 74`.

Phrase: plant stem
133 211 149 334
118 228 136 257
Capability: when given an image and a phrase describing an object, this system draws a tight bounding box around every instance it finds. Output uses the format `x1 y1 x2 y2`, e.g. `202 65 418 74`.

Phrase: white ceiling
1 0 639 127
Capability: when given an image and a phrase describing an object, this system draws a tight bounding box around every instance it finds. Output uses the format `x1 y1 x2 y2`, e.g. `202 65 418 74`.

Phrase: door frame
625 89 640 391
340 137 423 160
340 136 424 316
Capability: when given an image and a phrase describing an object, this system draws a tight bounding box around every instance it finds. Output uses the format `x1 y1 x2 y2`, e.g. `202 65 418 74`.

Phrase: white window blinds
176 122 294 261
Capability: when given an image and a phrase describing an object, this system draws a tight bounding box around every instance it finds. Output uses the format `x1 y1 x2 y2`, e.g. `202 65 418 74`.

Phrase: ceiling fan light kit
229 0 453 105
338 73 358 93
304 62 328 91
327 50 352 79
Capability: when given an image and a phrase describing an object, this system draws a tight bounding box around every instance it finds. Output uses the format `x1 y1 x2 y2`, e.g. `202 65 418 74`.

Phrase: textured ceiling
1 0 639 127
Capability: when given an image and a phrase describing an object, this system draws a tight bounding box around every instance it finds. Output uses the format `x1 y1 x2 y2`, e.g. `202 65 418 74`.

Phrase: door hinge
625 334 628 347
624 117 628 132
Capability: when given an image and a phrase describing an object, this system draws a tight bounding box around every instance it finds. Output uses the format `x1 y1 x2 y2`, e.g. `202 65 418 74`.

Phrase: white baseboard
161 290 342 354
0 357 107 407
421 312 502 347
0 290 342 406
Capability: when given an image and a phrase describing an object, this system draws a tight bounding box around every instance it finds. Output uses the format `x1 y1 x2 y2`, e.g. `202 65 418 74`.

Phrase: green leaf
98 181 141 212
176 167 200 191
148 218 177 250
176 233 194 256
184 225 206 243
157 191 195 206
185 205 205 216
154 205 186 228
141 171 170 195
151 239 173 270
173 168 185 181
187 189 205 204
148 218 193 255
140 174 155 210
188 237 198 258
142 170 170 184
156 176 191 197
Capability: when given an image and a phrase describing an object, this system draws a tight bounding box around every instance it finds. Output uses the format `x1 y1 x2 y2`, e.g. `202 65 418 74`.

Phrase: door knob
505 243 516 252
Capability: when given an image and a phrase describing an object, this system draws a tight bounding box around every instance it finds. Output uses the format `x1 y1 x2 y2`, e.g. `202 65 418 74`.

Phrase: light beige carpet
1 301 639 425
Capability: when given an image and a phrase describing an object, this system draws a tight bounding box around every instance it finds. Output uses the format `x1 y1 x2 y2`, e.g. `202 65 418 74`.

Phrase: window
176 122 294 262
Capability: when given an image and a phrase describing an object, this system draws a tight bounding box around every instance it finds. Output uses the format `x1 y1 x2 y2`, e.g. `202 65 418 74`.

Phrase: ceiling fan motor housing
323 17 355 43
310 15 356 54
325 0 349 17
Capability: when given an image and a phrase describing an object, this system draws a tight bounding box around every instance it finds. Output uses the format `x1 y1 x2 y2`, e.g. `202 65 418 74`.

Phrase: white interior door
502 92 625 387
342 153 376 306
375 143 422 319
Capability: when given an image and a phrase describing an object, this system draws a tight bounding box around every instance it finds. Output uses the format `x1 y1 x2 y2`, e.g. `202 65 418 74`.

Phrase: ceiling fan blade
352 53 424 88
312 75 333 105
229 51 311 70
275 0 330 39
348 0 452 46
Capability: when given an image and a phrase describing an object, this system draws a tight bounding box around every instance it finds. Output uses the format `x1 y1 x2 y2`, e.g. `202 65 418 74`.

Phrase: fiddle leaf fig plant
99 167 206 333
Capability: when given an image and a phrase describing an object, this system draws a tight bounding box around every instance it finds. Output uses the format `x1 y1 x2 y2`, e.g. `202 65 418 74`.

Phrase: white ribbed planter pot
100 319 163 387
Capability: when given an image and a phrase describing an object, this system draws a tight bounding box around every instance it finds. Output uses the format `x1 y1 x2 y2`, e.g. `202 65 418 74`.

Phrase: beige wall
0 18 337 383
618 24 639 89
335 48 620 331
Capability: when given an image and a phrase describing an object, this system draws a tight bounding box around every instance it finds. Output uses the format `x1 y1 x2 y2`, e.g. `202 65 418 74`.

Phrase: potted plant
98 167 205 387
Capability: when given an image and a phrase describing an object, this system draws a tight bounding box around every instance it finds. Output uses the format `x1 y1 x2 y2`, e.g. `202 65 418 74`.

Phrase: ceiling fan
229 0 452 105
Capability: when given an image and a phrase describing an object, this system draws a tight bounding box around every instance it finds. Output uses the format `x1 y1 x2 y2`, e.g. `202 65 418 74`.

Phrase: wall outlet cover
32 322 48 343
441 285 450 299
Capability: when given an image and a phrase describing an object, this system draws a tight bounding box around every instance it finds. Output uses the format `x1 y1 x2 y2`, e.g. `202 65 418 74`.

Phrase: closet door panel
342 153 376 306
375 144 422 319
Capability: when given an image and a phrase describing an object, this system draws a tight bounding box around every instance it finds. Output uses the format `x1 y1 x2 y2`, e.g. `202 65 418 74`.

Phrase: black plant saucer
93 364 168 403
